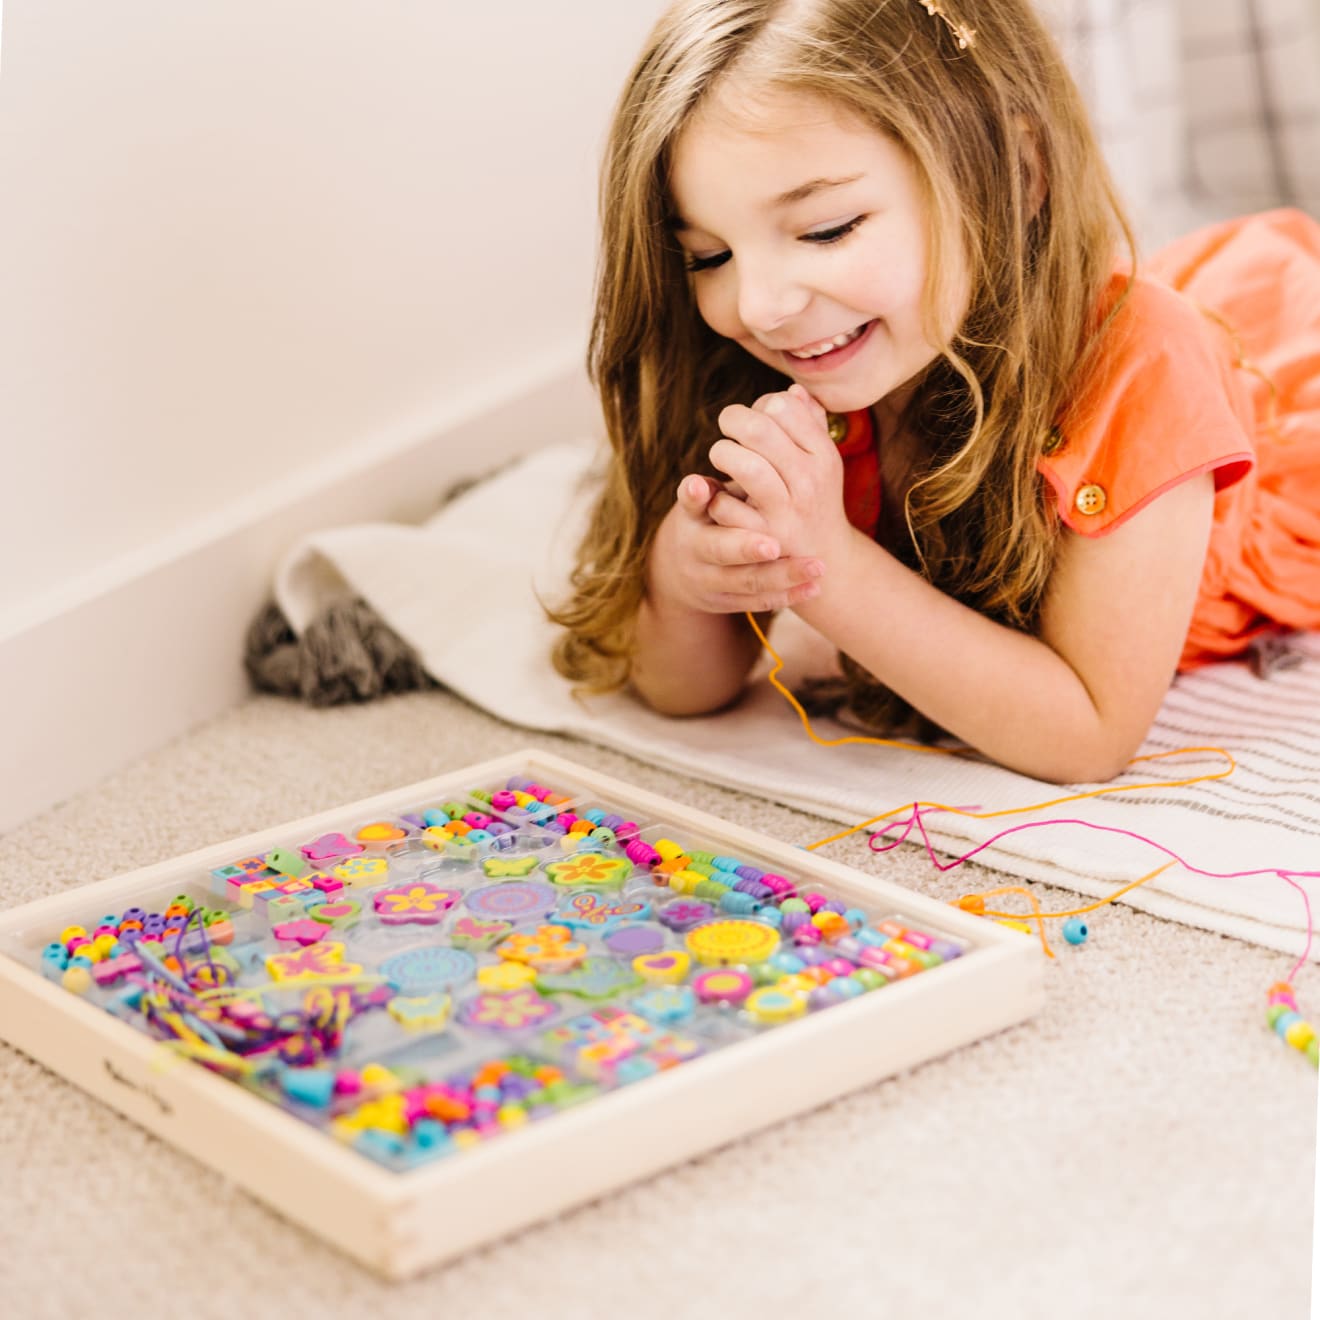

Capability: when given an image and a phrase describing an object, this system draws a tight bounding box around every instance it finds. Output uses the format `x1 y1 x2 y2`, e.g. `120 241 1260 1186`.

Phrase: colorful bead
1062 917 1089 945
1264 983 1319 1067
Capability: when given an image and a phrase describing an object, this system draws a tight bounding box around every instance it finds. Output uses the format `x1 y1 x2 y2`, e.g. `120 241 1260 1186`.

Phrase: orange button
1074 482 1107 516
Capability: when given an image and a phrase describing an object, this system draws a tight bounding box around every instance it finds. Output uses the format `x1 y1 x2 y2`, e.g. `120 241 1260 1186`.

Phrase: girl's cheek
694 284 740 340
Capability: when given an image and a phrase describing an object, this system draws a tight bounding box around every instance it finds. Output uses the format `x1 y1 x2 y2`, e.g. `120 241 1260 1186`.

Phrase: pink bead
760 874 794 896
822 958 854 978
491 790 516 811
900 928 933 950
793 924 822 946
800 891 827 913
625 840 659 866
334 1070 363 1096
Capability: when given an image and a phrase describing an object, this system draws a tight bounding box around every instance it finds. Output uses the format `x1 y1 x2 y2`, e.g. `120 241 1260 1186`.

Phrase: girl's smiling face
668 83 969 417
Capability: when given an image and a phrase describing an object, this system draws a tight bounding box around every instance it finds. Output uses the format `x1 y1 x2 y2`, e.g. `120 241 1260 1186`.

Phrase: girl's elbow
1038 729 1145 785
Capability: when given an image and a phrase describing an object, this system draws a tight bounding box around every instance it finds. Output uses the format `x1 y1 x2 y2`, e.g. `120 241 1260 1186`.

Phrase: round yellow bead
360 1063 401 1091
497 1105 529 1129
1285 1019 1316 1051
776 973 817 995
452 1128 483 1151
59 926 88 946
61 964 93 995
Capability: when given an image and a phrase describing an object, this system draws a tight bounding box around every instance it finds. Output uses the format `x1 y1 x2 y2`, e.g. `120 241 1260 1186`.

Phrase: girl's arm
629 474 823 715
794 475 1214 781
711 386 1216 783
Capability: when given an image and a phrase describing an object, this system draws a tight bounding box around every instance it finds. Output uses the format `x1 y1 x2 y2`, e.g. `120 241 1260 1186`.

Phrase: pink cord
870 805 1319 978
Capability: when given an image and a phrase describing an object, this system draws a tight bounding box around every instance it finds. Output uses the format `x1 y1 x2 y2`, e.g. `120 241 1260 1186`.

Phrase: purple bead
780 910 809 933
604 924 664 957
796 944 831 965
929 940 964 961
821 899 848 916
735 865 765 882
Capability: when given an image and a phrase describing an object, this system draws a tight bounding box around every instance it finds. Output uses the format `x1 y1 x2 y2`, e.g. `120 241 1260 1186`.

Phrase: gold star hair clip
918 0 977 50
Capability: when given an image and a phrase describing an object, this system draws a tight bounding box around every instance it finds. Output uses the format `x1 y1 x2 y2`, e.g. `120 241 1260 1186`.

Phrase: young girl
549 0 1320 784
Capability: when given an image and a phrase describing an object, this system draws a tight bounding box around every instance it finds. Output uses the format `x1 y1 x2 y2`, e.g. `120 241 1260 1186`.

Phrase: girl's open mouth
781 320 875 372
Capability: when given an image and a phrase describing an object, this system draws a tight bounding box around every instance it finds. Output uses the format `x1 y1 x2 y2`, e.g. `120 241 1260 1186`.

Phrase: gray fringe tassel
244 596 436 706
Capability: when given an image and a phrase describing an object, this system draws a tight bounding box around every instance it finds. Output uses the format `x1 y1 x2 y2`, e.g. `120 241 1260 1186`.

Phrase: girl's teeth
787 325 865 359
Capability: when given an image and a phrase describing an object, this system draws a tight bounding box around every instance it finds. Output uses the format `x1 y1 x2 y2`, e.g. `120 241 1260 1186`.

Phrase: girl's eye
802 215 866 244
682 216 866 273
684 250 731 273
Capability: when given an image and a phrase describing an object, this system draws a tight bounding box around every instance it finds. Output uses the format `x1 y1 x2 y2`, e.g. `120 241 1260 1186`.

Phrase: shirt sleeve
1037 276 1255 537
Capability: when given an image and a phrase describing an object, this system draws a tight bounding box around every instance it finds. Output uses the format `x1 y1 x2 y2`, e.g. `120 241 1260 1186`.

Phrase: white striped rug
275 443 1320 958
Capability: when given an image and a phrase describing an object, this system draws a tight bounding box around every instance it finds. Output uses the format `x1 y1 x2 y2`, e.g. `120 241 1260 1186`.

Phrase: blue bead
1062 918 1089 946
281 1067 336 1108
413 1119 452 1151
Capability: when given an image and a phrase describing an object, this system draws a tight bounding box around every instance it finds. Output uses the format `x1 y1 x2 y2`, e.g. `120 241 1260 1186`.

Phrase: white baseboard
0 358 598 835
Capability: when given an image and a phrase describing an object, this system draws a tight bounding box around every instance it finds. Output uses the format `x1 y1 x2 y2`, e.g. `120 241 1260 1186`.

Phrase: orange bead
473 1061 510 1088
956 896 986 914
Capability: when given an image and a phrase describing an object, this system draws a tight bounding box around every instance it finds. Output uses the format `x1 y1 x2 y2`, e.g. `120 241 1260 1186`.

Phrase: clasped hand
650 382 851 615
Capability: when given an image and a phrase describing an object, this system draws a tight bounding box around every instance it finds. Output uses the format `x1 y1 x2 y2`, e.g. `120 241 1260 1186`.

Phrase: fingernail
764 395 784 414
805 559 825 579
756 540 778 560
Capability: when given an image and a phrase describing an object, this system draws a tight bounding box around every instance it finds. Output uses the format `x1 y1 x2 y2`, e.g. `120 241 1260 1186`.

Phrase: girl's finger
694 522 782 568
706 487 770 533
675 473 718 517
763 388 835 458
719 402 805 475
709 436 790 512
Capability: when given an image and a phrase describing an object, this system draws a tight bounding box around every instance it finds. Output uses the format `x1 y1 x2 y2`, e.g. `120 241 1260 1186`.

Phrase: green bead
1308 1039 1319 1068
1266 1003 1288 1027
694 880 729 900
780 898 809 914
852 968 887 991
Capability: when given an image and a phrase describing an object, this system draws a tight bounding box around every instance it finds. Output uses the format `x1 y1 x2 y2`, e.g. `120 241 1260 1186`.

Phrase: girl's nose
735 262 811 333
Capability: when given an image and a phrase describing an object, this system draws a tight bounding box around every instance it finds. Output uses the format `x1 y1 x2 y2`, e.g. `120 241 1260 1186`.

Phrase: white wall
0 1 668 829
0 0 666 624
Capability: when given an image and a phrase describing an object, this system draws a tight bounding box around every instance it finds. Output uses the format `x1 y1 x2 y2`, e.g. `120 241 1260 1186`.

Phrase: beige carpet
0 688 1315 1319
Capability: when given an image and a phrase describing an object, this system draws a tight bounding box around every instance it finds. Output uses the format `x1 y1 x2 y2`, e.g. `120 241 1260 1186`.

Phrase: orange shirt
838 208 1320 669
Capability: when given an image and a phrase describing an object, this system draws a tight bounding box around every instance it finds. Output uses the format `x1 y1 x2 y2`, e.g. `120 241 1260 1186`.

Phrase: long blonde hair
549 0 1135 731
